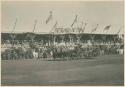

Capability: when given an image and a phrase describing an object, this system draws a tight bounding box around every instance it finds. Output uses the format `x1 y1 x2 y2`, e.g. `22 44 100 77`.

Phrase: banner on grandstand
46 11 53 24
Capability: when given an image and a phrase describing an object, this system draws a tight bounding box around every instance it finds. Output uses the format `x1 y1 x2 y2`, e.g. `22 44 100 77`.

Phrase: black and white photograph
1 0 124 86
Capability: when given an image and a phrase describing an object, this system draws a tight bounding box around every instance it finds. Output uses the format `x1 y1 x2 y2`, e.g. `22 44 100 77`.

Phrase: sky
1 1 124 34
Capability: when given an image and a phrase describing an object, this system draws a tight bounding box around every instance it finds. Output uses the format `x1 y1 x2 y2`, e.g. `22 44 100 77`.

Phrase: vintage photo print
1 0 124 86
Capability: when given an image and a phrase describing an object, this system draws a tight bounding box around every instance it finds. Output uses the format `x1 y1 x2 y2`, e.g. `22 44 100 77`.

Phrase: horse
32 49 39 59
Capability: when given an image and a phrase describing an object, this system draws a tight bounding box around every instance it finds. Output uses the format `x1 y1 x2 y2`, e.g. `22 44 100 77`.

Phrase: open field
1 54 124 86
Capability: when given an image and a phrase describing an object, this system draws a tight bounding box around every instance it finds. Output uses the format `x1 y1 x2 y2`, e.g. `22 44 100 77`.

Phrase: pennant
104 25 111 31
46 11 53 24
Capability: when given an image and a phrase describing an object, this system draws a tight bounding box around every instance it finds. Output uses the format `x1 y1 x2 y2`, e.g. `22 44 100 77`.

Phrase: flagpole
33 20 37 33
82 22 87 45
117 27 122 35
50 21 58 46
71 15 77 27
71 15 77 45
82 22 87 33
11 18 18 47
106 30 108 34
11 18 18 33
28 20 37 48
90 24 98 45
116 27 123 46
32 20 37 42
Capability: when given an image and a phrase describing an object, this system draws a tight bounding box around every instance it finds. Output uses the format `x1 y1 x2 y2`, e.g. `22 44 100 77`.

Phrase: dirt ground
1 54 124 86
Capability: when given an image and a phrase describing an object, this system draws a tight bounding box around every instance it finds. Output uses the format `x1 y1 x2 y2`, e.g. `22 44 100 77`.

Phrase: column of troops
1 33 124 60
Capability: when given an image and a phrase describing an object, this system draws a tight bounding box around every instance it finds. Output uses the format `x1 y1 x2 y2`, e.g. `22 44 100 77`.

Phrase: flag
71 15 77 27
104 25 111 31
91 24 98 33
46 11 53 24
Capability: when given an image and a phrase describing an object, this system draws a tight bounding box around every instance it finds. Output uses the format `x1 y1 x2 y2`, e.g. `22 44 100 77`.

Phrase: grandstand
1 8 124 60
